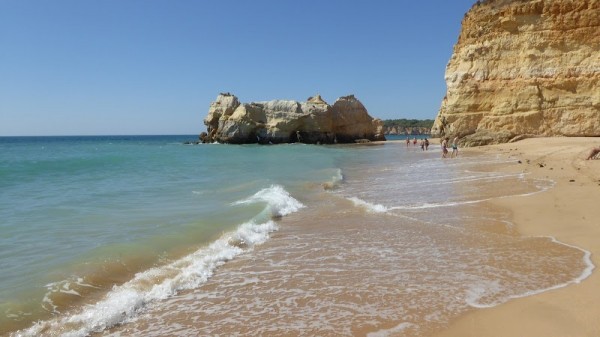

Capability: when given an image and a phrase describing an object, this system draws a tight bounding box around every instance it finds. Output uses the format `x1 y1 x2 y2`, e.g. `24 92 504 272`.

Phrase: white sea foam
498 237 595 303
366 322 418 337
41 277 100 314
14 186 303 337
323 168 344 190
332 168 343 185
465 236 594 309
390 199 488 210
405 172 526 188
548 237 595 284
233 184 305 217
465 280 503 308
390 179 553 211
348 197 389 213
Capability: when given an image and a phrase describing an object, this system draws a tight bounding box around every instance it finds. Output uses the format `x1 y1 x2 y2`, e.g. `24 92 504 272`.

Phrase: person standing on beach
420 139 425 151
441 137 449 158
451 137 459 158
586 146 600 160
406 137 410 147
424 138 429 150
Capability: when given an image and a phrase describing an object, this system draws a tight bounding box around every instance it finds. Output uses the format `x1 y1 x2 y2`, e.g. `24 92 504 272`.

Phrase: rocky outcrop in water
201 93 386 144
432 0 600 146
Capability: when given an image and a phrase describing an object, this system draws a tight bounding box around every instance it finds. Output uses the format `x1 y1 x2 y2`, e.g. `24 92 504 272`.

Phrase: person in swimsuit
451 137 459 158
441 137 449 158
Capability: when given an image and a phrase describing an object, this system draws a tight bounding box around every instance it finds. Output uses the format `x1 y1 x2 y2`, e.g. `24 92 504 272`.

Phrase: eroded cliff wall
432 0 600 145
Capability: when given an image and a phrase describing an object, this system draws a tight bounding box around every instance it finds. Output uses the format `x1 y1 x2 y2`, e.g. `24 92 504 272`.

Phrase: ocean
0 135 592 337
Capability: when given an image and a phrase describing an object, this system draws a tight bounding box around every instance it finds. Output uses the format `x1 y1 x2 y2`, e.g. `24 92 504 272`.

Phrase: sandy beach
6 136 599 337
434 137 600 337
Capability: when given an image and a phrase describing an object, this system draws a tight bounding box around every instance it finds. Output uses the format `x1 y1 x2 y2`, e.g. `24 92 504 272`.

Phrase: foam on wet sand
433 137 600 337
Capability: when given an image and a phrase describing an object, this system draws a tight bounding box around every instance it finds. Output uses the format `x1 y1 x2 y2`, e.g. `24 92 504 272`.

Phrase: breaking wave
14 185 303 337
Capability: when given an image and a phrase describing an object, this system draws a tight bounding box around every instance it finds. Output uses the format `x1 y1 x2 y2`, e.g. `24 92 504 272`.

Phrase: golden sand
434 137 600 337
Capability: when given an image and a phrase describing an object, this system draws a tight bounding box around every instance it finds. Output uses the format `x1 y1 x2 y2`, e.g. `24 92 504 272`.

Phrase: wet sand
96 137 594 337
10 137 598 337
434 137 600 337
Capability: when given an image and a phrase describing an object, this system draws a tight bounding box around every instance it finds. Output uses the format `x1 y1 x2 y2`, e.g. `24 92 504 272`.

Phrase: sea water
0 136 592 337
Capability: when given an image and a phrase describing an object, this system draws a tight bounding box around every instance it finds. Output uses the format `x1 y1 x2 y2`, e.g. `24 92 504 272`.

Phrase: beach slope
435 137 600 337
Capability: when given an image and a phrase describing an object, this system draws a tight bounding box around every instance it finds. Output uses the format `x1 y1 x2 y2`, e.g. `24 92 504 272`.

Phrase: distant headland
382 119 434 136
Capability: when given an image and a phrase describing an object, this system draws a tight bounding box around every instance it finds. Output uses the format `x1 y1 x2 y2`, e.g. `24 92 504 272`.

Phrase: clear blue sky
1 0 475 136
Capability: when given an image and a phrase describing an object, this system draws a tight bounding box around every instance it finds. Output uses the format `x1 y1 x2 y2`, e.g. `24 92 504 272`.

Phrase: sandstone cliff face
201 93 385 144
432 0 600 145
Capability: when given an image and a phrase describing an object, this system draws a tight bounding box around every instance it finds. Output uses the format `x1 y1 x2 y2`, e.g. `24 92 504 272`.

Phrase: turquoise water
1 136 593 337
0 136 344 332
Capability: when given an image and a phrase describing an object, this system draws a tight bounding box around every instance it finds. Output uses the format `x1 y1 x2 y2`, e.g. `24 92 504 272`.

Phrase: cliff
432 0 600 146
201 93 386 144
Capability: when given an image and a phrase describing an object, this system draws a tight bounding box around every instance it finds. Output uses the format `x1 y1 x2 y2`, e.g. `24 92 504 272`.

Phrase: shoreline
434 137 600 337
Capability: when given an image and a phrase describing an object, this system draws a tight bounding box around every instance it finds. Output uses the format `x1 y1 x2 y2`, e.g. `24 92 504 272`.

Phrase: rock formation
432 0 600 146
201 93 386 144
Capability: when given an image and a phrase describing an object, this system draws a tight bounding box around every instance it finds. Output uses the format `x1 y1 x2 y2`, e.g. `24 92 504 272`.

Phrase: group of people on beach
407 136 599 160
404 135 459 158
406 137 430 151
441 137 459 158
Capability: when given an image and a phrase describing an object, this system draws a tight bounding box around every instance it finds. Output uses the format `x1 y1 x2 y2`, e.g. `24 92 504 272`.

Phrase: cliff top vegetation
383 119 434 129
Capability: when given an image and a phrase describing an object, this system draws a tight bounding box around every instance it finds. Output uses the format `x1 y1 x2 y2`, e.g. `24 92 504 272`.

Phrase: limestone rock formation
432 0 600 146
201 93 386 144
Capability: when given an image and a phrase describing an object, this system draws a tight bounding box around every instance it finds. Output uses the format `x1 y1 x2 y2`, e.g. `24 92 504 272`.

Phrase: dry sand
434 137 600 337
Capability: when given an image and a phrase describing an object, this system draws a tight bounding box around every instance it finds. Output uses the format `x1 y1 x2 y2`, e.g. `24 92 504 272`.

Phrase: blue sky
1 0 475 136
